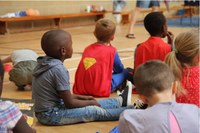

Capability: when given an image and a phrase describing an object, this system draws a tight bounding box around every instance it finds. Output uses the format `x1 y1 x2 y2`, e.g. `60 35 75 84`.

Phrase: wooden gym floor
0 22 194 133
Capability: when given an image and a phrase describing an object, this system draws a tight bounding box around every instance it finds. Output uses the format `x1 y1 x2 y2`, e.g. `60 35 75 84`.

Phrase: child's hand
167 31 174 45
87 96 95 100
91 99 101 107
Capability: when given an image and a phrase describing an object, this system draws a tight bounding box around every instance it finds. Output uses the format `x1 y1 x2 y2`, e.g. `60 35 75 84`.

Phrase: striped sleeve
0 101 22 130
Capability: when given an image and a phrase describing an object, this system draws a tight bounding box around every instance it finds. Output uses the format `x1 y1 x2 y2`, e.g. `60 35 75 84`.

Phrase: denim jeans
36 97 133 125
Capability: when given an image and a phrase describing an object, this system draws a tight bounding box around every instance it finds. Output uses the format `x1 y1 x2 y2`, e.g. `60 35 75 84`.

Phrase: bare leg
127 6 159 38
127 7 142 35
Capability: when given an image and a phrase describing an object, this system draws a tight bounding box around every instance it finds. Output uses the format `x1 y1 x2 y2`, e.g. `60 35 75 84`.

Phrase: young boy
73 18 129 97
134 12 174 72
32 29 133 126
2 49 38 90
119 60 199 133
0 60 35 133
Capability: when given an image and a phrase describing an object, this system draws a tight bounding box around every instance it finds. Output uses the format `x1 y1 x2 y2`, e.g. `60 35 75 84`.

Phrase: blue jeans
36 97 133 125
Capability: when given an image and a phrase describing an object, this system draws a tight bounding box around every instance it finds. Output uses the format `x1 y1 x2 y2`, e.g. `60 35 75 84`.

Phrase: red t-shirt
134 37 171 72
73 43 116 97
176 66 200 107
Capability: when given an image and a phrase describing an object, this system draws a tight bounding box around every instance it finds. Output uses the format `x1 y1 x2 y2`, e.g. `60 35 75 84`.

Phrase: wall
0 1 184 33
0 1 184 15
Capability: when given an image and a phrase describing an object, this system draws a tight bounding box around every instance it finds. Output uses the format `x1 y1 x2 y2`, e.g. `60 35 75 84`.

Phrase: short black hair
41 29 71 59
144 12 166 36
134 60 175 97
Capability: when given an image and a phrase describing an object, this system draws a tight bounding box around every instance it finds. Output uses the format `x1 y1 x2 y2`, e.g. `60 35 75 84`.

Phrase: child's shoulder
0 100 22 118
0 100 15 109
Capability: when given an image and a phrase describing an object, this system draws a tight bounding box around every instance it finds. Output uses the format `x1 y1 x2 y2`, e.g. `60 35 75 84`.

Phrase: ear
162 24 167 37
193 54 200 66
110 35 114 41
60 47 66 56
93 31 96 37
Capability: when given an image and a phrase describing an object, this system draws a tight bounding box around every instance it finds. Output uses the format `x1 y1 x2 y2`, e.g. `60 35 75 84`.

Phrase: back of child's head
0 60 4 96
134 60 175 97
41 29 72 59
94 18 116 42
165 29 199 80
165 29 199 96
144 12 167 37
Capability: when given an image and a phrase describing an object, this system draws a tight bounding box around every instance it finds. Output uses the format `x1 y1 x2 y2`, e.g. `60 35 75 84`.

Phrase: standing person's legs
113 0 126 24
126 0 151 38
126 0 160 39
150 0 160 12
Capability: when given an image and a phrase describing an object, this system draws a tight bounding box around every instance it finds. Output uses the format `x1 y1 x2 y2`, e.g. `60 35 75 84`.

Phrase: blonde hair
165 29 199 95
94 18 116 43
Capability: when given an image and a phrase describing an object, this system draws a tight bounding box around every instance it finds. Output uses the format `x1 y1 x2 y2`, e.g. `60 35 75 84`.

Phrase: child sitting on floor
0 60 36 133
165 29 199 107
127 12 174 108
32 29 134 126
119 60 199 133
134 12 174 73
73 18 129 97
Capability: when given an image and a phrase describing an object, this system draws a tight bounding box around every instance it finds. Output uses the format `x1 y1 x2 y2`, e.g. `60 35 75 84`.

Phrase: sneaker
126 67 134 84
126 34 135 39
133 99 148 109
120 81 132 106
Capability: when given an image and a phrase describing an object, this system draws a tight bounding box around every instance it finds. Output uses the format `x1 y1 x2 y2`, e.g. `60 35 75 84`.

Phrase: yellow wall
0 1 184 16
0 1 184 33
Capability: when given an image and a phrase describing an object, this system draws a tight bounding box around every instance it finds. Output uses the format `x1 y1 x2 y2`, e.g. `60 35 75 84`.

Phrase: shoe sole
126 34 135 39
126 81 132 106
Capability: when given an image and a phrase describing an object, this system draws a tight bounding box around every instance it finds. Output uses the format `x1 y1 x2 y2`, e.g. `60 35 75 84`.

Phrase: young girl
165 29 199 107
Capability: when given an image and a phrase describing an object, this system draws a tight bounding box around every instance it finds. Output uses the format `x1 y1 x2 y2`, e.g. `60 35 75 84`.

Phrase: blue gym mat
136 16 199 28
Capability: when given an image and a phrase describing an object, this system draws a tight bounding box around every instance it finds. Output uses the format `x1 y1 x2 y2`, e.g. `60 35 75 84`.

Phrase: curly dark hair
144 12 166 36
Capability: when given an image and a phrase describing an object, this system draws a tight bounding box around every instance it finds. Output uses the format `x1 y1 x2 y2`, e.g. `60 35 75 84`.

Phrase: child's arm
164 0 170 12
73 94 95 100
113 52 124 73
167 31 174 46
59 90 100 108
1 56 12 64
12 116 36 133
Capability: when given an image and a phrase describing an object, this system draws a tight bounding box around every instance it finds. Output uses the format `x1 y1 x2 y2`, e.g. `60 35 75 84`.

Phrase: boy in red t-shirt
134 12 174 72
